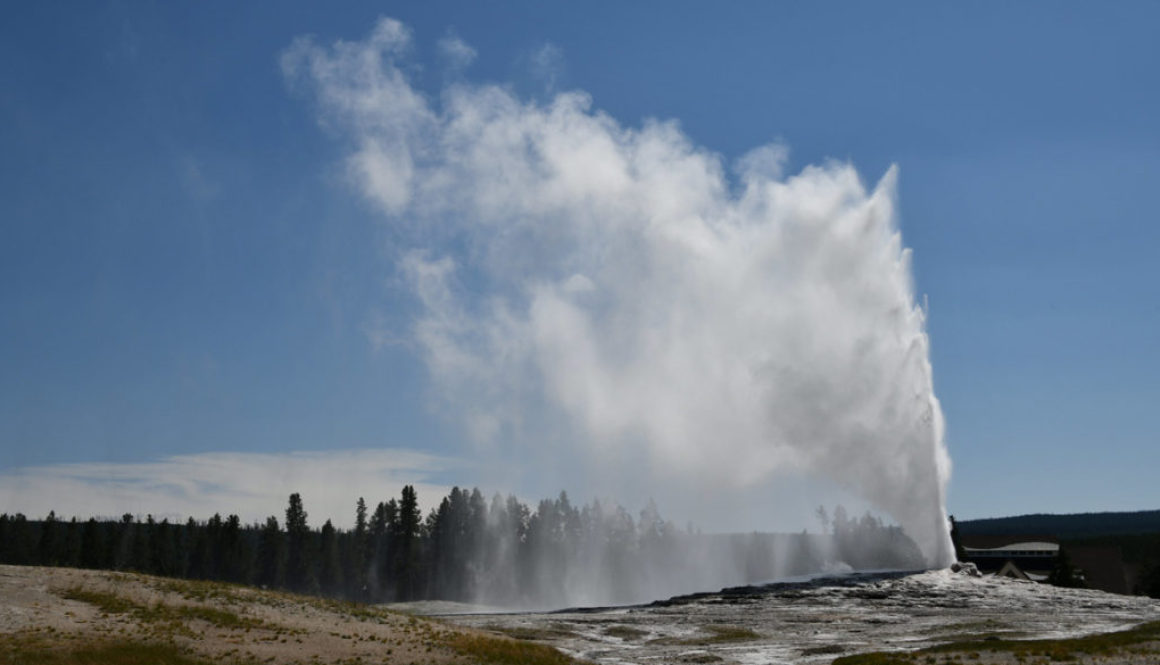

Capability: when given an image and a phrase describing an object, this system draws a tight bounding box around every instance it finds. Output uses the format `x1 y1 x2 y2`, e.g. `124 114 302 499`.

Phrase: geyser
285 18 955 572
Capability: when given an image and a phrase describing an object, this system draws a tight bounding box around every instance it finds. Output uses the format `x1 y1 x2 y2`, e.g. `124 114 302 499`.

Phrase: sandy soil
0 564 480 664
440 570 1160 665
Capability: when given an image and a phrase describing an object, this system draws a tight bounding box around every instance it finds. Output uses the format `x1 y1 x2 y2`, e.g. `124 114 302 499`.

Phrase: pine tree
256 516 285 589
152 518 178 576
63 517 82 568
220 515 249 583
80 518 103 569
318 519 343 596
130 516 151 573
114 513 134 570
6 514 31 565
349 497 369 599
37 511 60 566
285 493 316 593
187 517 212 579
395 485 422 600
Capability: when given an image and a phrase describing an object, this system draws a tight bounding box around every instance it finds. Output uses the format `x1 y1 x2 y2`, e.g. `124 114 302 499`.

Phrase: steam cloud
284 18 954 570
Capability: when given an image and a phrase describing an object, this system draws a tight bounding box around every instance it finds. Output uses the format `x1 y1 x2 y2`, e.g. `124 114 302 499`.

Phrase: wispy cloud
528 42 564 92
437 30 476 70
0 449 457 527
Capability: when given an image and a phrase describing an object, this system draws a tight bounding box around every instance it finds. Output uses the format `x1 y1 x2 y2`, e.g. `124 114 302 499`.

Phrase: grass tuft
59 588 139 615
449 632 582 665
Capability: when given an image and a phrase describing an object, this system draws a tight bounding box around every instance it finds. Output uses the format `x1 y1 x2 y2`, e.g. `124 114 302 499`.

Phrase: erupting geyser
285 18 955 573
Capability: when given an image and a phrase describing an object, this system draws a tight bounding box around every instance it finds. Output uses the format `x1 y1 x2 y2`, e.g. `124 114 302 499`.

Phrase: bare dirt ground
0 564 559 665
440 570 1160 665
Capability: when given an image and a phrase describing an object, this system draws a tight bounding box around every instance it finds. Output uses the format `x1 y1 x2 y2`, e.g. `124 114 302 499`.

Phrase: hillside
0 565 575 665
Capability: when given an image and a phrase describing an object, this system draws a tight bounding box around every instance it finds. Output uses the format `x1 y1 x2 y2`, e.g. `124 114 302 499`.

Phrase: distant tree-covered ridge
956 510 1160 539
0 489 923 607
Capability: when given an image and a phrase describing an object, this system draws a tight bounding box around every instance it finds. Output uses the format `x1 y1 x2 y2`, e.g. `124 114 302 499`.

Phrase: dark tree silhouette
256 516 285 589
395 485 423 601
63 517 82 568
348 497 369 599
37 510 60 566
319 519 343 596
1048 549 1086 588
151 518 178 576
285 493 315 593
80 518 103 569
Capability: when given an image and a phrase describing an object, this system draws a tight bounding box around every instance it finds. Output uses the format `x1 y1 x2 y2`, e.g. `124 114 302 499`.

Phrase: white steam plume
283 18 954 569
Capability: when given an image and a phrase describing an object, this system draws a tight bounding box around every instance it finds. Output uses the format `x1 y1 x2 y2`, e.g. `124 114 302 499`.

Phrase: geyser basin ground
437 571 1160 664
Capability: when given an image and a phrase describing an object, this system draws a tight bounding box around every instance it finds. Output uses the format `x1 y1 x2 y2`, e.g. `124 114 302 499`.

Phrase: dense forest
0 487 923 608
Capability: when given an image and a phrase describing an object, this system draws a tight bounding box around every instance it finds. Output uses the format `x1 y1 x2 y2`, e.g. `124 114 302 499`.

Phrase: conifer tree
80 518 102 569
151 518 178 577
319 519 343 595
285 493 316 593
63 517 82 568
256 516 285 589
395 485 422 600
37 511 60 566
349 497 369 598
220 514 249 583
130 516 151 573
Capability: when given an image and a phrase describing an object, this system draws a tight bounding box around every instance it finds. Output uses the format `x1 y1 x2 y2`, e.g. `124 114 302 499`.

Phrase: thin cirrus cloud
282 17 954 566
437 30 477 70
0 449 457 527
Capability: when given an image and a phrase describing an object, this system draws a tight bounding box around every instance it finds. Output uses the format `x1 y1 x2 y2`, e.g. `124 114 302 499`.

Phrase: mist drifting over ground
284 17 955 584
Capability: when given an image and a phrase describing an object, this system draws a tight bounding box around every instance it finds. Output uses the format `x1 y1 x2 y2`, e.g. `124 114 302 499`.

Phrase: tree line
0 487 927 607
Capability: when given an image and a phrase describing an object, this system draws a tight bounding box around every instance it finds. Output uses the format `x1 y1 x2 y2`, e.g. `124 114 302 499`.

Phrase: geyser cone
286 17 956 575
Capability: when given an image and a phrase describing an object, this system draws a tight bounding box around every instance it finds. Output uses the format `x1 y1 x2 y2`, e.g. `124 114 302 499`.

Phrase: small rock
950 562 981 577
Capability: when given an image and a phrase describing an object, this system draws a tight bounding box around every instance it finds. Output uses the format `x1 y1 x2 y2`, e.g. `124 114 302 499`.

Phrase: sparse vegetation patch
602 625 648 640
833 620 1160 664
449 632 581 665
0 635 215 665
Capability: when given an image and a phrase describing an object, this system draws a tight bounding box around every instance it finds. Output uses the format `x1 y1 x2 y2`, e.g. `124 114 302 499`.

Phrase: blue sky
1 2 1157 528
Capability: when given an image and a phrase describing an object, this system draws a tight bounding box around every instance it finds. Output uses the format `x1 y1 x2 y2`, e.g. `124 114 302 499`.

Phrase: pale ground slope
5 566 1159 665
443 570 1160 665
0 565 572 665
